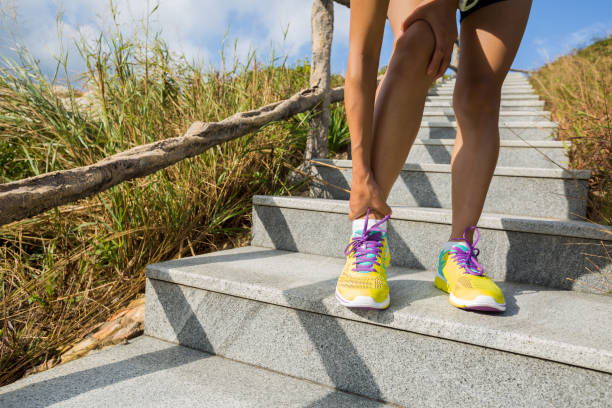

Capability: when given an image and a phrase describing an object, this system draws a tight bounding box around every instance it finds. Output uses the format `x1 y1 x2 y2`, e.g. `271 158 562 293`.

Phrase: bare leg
450 0 532 241
370 0 438 200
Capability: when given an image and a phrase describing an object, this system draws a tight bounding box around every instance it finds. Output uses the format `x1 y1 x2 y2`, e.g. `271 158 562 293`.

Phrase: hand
349 172 392 220
400 0 458 79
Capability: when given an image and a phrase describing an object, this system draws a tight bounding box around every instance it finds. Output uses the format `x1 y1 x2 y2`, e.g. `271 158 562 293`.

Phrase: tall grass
530 36 612 226
0 15 348 384
530 36 612 295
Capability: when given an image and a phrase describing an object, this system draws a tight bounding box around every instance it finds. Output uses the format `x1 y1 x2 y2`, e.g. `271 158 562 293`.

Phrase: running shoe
336 208 391 310
435 226 506 312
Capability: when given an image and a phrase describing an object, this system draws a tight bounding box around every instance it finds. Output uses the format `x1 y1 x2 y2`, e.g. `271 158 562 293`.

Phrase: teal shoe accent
437 249 449 282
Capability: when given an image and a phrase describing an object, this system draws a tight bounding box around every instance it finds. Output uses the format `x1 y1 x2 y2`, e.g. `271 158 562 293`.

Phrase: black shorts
459 0 509 22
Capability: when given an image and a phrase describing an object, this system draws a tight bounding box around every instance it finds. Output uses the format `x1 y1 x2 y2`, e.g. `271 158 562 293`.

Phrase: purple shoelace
344 208 391 273
450 226 484 276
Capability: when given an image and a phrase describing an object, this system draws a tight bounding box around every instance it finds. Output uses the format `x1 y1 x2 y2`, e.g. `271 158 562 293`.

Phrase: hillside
530 35 612 225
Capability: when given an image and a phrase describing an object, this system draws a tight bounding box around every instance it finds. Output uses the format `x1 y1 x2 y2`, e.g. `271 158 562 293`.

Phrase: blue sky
0 0 611 80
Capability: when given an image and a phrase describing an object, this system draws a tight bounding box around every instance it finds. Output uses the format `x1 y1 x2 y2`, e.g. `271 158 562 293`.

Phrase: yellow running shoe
336 208 391 310
434 226 506 312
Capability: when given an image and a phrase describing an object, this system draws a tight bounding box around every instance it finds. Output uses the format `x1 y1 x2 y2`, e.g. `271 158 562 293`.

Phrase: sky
0 0 611 81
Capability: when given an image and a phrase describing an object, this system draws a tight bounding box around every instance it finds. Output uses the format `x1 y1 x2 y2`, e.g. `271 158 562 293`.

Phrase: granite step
408 139 568 168
438 79 530 84
429 88 535 96
0 336 387 407
442 76 529 85
427 94 539 101
417 120 557 140
435 83 533 89
425 100 545 111
144 246 612 407
311 160 588 219
436 83 532 90
421 109 550 121
251 195 612 291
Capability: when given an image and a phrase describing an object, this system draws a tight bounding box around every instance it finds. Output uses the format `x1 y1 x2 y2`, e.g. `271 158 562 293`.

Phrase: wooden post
305 0 333 161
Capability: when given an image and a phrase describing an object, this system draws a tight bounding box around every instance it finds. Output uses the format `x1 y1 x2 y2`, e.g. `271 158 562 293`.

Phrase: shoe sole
434 276 506 312
335 288 390 310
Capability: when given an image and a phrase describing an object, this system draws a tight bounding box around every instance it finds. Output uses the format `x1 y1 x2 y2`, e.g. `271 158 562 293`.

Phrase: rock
59 295 145 365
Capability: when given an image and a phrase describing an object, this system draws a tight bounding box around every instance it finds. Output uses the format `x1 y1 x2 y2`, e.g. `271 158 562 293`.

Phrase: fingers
348 178 392 220
435 49 453 79
400 8 454 78
427 46 445 76
428 22 455 77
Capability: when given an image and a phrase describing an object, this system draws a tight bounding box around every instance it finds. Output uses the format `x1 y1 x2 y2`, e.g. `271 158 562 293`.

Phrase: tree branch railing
0 76 384 227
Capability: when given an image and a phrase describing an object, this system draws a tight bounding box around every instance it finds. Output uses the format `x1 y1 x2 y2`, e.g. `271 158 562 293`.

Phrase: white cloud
0 0 341 78
567 22 612 50
533 21 612 66
533 37 550 64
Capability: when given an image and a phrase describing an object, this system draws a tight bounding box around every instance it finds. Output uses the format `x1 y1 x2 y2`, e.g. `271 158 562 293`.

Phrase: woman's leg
450 0 532 241
357 0 437 209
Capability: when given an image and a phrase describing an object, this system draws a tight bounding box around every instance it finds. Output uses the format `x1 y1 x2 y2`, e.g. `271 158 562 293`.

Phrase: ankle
449 227 476 243
356 211 385 220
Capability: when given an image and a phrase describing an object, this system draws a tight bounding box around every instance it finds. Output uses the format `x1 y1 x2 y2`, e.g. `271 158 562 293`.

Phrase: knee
453 77 502 119
391 20 436 73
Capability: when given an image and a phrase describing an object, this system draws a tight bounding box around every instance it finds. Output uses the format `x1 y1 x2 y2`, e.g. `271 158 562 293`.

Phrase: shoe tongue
449 242 481 274
450 241 469 251
352 229 385 240
351 230 385 271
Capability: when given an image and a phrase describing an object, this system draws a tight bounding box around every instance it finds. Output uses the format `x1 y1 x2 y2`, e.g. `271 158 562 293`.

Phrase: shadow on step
501 218 612 291
0 345 209 407
281 273 522 404
283 279 385 403
387 223 426 270
304 390 386 408
253 204 426 271
253 203 299 252
396 167 443 208
422 142 452 164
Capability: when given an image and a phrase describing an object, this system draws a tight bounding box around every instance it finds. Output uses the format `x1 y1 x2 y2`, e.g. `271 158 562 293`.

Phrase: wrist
351 165 372 181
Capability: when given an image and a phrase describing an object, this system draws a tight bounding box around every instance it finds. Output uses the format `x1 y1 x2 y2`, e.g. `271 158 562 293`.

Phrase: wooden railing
0 0 350 226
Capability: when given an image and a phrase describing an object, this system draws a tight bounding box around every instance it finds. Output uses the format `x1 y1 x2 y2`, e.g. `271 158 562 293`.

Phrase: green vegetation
530 35 612 295
0 20 349 384
530 35 612 226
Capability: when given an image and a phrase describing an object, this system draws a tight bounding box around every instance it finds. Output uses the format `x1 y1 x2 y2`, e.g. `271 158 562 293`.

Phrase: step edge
429 92 537 95
427 93 539 96
421 111 551 116
413 139 566 147
432 93 537 96
145 247 612 374
420 121 557 128
252 196 612 241
426 101 545 105
314 160 587 179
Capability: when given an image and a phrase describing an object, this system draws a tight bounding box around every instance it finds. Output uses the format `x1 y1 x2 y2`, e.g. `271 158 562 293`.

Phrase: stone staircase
142 73 612 405
3 73 611 407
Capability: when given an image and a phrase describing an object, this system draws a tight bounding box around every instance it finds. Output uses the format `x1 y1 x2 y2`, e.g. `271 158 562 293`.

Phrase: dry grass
530 35 612 295
529 35 612 226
